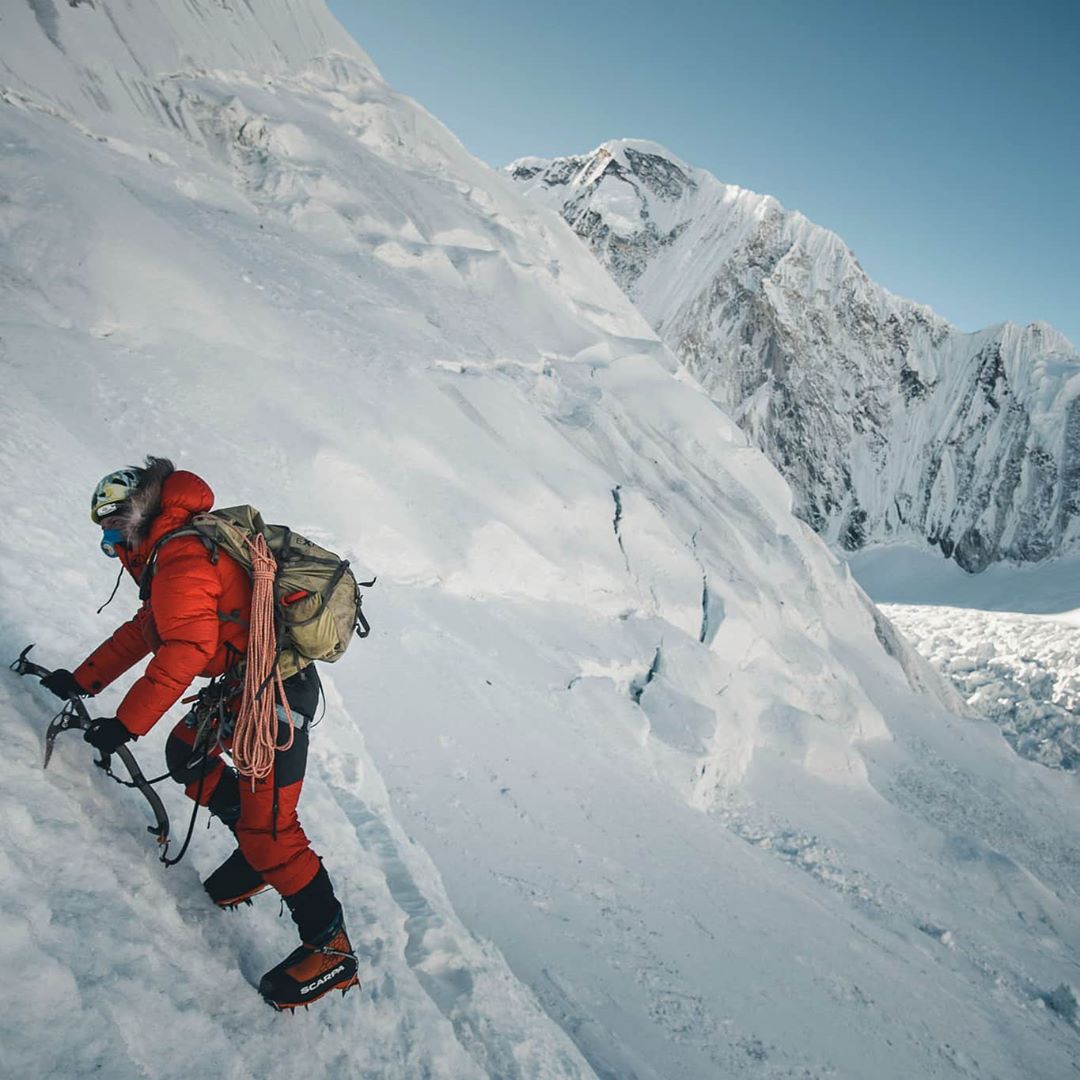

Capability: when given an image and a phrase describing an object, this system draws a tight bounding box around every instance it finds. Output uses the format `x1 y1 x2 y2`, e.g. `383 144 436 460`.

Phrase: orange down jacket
74 471 252 737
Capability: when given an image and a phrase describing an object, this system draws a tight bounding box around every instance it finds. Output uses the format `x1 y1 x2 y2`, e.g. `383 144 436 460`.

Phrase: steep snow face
509 141 1080 572
4 7 1080 1080
2 0 371 124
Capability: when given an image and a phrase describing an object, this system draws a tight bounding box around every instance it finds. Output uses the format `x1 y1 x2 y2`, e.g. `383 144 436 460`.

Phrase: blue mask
100 528 125 558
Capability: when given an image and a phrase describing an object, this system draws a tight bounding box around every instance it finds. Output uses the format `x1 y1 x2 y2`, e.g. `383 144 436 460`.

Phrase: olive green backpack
141 505 373 680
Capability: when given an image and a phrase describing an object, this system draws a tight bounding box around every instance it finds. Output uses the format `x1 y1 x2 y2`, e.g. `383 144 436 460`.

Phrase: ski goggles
100 527 125 559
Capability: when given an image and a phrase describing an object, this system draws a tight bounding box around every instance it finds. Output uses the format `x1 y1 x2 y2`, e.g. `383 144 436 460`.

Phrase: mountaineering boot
203 848 269 909
258 909 359 1010
259 864 359 1010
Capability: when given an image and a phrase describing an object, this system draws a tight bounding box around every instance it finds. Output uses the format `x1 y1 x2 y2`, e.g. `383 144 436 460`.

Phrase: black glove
40 668 87 700
83 717 133 755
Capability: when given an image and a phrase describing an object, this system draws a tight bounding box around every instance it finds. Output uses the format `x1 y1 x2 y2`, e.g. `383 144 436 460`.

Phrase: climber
40 456 358 1010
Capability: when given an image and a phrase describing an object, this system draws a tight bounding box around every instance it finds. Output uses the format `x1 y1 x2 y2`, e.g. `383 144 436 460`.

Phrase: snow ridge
509 140 1080 572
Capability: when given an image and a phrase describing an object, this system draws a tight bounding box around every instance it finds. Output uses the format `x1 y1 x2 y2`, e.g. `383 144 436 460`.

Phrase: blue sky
329 1 1079 347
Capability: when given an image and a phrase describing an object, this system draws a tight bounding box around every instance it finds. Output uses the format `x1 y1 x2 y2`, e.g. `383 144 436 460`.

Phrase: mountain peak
511 143 1080 571
508 139 698 203
592 137 691 169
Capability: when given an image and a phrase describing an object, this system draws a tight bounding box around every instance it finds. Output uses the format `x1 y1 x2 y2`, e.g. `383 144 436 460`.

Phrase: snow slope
2 4 1080 1078
509 141 1080 572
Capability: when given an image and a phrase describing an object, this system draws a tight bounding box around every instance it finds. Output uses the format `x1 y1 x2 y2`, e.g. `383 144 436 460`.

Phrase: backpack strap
355 578 375 638
138 525 218 602
284 560 353 629
139 526 250 633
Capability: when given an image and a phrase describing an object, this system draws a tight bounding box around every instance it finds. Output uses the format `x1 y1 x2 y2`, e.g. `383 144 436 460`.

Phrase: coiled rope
232 533 294 781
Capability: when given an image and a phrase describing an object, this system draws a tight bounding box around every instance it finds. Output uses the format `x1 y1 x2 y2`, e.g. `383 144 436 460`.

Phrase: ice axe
10 644 171 854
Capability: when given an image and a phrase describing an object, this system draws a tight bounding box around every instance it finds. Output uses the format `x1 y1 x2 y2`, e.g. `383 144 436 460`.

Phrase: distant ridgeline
510 142 1080 573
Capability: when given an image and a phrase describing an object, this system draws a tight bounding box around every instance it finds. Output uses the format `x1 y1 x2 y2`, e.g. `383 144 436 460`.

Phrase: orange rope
232 533 293 782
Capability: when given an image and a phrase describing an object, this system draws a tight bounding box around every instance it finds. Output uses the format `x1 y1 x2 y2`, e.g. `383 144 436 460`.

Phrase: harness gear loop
232 533 294 783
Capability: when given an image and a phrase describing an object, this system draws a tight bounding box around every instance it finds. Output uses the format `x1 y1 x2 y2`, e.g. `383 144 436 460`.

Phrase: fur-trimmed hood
111 457 214 548
116 471 216 577
115 456 176 544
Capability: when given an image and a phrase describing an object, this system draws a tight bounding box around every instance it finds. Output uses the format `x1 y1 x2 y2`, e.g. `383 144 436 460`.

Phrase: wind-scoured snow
509 141 1080 572
2 4 1080 1079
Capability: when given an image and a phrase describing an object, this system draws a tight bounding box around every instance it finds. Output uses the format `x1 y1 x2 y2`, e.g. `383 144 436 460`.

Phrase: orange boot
259 866 359 1010
258 910 359 1010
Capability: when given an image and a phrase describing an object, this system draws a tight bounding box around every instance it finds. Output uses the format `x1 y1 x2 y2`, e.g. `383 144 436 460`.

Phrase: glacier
2 3 1080 1078
509 140 1080 573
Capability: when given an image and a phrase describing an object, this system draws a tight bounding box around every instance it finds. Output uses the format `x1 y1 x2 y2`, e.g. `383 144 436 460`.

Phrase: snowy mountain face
509 142 1080 572
3 5 1080 1079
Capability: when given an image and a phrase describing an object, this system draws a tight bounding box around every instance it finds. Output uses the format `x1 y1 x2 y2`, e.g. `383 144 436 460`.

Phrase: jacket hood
117 458 214 546
157 469 214 515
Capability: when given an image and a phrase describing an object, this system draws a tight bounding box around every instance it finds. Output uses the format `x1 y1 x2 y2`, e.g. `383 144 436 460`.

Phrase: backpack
141 505 373 680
